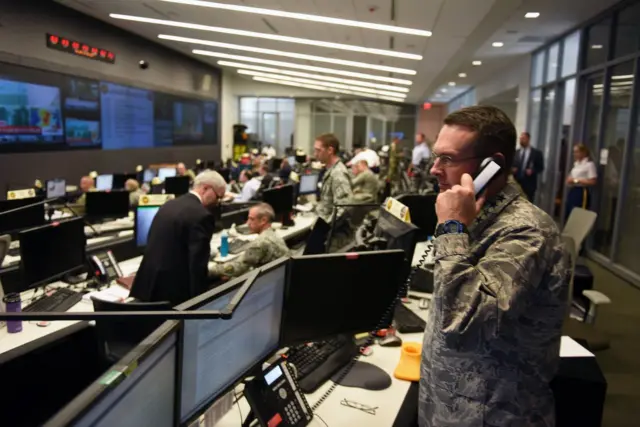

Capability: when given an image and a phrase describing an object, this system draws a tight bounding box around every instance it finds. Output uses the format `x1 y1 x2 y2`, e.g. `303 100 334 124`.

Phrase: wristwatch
435 220 468 237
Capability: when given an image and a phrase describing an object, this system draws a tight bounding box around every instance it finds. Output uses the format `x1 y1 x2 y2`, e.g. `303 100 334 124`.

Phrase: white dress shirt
412 143 431 166
570 158 598 180
234 177 261 202
519 147 531 169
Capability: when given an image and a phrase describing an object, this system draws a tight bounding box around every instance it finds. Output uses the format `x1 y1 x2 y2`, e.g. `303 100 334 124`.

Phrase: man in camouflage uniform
420 105 569 427
210 203 288 278
314 133 354 252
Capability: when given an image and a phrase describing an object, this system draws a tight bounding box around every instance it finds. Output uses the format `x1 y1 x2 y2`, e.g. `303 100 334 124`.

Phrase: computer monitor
281 250 405 346
270 157 283 171
262 184 294 219
18 217 86 291
298 174 319 196
158 167 177 181
46 179 66 199
43 321 180 427
395 194 437 240
164 176 190 196
85 191 130 220
374 208 420 264
287 155 296 166
112 173 138 190
135 205 160 248
0 197 46 236
177 259 287 425
143 169 156 183
96 174 114 191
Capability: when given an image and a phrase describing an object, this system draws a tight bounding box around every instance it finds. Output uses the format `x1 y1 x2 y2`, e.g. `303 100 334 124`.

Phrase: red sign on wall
46 33 115 64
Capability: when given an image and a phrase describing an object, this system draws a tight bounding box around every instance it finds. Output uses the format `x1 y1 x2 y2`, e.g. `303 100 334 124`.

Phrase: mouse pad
331 360 392 391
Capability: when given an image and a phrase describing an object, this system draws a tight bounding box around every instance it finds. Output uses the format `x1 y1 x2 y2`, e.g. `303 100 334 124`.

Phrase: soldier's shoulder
502 197 560 239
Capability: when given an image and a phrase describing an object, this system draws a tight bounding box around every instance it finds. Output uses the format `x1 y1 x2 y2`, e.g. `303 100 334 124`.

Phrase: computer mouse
379 335 402 347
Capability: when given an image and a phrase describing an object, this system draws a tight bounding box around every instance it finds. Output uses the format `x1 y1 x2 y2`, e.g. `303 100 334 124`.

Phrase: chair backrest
91 297 172 359
0 235 10 312
562 208 597 251
562 235 577 316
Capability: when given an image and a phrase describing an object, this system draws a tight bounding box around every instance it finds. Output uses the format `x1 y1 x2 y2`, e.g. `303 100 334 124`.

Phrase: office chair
562 207 598 252
561 235 611 351
90 297 172 363
0 235 9 313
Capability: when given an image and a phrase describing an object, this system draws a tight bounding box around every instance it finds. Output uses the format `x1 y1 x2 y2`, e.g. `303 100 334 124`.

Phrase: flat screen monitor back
395 194 437 239
374 208 420 263
303 217 330 255
0 197 45 235
19 217 86 291
282 249 405 346
262 184 294 217
164 176 190 196
85 191 130 220
43 321 180 427
112 173 137 190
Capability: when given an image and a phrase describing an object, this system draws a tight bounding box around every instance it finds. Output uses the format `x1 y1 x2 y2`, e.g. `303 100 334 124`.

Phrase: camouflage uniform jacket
211 228 289 278
419 182 569 427
352 169 379 203
316 160 353 224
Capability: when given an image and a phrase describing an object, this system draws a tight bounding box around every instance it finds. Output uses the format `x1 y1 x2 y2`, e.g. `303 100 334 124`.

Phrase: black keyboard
285 336 358 393
394 303 426 333
24 288 82 312
229 239 251 254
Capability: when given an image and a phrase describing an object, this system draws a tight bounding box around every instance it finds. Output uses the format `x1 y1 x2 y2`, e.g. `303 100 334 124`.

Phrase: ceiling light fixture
159 35 419 73
252 76 406 103
458 72 467 78
448 81 456 86
217 61 410 92
160 0 432 37
237 69 407 98
492 42 504 47
194 50 416 83
472 60 482 66
591 44 603 49
110 14 421 60
525 12 540 18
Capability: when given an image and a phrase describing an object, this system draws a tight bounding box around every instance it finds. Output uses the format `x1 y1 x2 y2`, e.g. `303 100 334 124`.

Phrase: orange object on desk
393 342 422 382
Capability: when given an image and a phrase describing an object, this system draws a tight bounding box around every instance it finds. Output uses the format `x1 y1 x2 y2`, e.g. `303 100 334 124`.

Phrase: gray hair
251 202 275 222
193 170 227 191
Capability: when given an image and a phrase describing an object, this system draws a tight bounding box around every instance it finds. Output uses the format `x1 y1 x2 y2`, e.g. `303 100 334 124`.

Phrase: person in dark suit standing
512 131 544 202
130 170 228 306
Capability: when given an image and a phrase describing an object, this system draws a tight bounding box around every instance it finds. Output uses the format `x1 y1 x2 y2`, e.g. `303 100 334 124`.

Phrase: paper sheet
560 336 595 358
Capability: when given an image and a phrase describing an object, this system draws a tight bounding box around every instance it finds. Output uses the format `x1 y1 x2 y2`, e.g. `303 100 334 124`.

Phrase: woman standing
565 143 598 220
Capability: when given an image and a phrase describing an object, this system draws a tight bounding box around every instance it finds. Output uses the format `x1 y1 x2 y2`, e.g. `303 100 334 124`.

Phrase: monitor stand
280 212 295 228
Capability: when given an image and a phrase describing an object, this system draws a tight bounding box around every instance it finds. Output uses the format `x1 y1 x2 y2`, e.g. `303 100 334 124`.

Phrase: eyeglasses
429 152 481 168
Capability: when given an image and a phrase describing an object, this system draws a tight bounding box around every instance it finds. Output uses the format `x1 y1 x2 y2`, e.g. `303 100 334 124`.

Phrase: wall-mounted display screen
0 61 219 153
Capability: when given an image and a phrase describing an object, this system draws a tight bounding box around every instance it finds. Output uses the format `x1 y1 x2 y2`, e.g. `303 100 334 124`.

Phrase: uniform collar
468 182 520 239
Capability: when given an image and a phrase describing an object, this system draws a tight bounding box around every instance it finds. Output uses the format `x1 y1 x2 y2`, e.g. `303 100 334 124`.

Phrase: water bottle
220 230 229 258
3 293 23 334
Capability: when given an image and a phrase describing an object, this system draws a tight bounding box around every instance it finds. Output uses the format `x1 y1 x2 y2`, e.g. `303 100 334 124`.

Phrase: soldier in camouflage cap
210 203 288 278
420 105 569 427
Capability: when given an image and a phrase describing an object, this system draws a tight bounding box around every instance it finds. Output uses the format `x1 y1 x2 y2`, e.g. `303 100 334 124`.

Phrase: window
584 18 611 68
614 2 640 58
584 75 605 158
546 43 560 83
531 51 545 87
592 62 634 257
528 90 542 149
562 32 581 77
239 97 295 154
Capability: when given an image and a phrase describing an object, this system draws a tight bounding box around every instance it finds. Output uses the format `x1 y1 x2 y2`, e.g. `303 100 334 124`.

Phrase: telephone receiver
472 156 503 199
88 250 123 285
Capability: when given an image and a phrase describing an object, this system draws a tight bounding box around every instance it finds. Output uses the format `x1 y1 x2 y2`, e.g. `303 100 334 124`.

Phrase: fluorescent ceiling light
160 0 432 37
472 60 482 66
217 61 409 92
612 74 634 80
458 72 467 78
194 50 415 84
159 34 418 73
525 12 540 18
492 42 504 47
110 14 421 60
448 81 456 86
237 69 407 98
251 76 406 103
591 44 603 49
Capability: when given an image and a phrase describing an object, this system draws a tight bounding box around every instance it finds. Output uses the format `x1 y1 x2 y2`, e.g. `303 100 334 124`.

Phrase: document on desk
83 285 130 303
560 336 595 358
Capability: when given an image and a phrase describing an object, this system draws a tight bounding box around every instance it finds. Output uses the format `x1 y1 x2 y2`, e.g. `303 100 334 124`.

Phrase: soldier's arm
210 241 265 278
433 226 565 351
332 171 353 220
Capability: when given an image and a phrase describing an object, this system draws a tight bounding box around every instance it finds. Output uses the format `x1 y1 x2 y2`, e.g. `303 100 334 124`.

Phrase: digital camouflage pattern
352 169 379 203
419 182 569 427
316 160 353 224
211 228 289 278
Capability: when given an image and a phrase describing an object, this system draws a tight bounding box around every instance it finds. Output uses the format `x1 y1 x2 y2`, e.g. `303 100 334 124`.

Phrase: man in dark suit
512 131 544 202
130 170 227 306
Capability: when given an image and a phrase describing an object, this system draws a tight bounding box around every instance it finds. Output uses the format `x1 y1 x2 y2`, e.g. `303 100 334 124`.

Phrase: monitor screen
46 179 66 199
136 206 160 247
44 321 179 427
100 82 154 150
85 191 130 219
96 174 113 191
179 261 287 423
0 197 45 235
143 169 156 183
281 250 405 345
287 156 296 166
19 217 86 290
164 176 190 196
158 168 176 181
298 174 319 195
262 184 294 216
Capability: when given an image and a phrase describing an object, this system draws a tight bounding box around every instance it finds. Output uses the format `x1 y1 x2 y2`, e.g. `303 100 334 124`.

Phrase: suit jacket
130 193 215 306
419 182 569 427
514 147 544 192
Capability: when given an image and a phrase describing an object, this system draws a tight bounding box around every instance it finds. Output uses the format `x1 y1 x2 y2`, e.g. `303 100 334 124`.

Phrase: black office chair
90 297 172 363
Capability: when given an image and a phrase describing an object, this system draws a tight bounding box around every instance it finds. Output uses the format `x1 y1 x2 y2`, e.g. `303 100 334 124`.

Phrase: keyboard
394 303 426 333
285 336 358 393
24 288 82 312
228 239 251 254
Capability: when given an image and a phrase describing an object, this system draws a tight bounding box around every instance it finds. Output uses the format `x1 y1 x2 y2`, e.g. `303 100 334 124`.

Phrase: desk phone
244 359 313 427
88 250 123 285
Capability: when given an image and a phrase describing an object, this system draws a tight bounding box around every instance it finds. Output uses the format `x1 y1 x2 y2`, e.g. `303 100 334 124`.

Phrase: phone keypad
284 401 301 424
